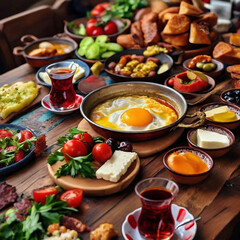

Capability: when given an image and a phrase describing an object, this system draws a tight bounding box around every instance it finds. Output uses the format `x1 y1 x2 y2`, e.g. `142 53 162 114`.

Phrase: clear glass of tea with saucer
135 177 179 240
46 61 77 110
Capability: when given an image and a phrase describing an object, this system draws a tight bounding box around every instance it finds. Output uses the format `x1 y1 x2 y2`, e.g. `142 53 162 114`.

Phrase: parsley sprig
48 128 104 178
0 195 77 240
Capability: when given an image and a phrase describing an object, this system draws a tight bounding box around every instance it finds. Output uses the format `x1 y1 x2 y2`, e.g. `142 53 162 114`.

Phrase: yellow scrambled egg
0 81 39 119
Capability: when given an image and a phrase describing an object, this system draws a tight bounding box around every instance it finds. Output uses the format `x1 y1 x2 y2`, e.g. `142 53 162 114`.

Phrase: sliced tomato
18 130 33 142
13 150 24 162
62 140 88 162
60 188 83 208
92 143 112 163
0 129 13 138
5 145 17 152
33 187 58 204
73 132 94 150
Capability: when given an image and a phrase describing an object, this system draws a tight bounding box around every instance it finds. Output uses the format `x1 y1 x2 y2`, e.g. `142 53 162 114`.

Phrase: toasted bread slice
161 32 189 47
179 1 203 17
162 13 179 24
213 41 233 59
162 14 190 35
197 12 218 28
189 22 211 45
227 65 240 74
158 6 180 21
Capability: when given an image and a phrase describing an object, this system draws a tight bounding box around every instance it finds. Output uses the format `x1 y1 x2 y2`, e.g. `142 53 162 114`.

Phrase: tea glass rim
135 177 179 203
45 61 77 76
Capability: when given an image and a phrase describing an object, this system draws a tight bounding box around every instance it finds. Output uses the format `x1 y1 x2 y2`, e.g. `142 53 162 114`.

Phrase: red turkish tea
138 187 175 240
49 68 76 109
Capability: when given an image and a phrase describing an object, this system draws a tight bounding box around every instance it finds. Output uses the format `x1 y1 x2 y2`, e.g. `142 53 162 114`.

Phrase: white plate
41 94 83 115
122 204 197 240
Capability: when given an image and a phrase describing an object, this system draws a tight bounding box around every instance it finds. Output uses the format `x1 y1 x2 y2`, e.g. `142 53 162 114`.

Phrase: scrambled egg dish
0 81 39 119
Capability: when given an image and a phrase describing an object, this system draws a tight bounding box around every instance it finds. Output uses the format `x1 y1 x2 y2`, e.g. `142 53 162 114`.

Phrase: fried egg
90 96 178 131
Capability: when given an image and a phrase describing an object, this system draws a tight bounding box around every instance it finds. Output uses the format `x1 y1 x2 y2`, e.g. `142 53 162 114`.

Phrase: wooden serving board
78 119 184 157
48 156 140 196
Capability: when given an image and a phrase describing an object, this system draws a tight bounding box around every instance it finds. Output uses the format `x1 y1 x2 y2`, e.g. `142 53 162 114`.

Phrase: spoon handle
175 216 201 230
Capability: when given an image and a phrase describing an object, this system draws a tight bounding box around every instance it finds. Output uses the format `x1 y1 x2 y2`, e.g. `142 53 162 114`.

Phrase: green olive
203 63 217 72
196 62 204 69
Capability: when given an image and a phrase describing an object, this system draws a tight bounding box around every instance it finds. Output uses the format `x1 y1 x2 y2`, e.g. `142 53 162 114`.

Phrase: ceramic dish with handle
64 17 131 43
13 35 78 68
104 49 173 82
80 82 206 141
0 124 36 178
200 102 240 130
36 59 90 88
183 58 224 78
187 124 235 158
163 146 213 184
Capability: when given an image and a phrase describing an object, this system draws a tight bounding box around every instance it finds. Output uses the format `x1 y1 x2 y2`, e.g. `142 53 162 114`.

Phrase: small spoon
175 216 201 230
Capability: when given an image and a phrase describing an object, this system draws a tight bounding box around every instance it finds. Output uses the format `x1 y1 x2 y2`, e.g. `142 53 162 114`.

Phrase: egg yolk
121 108 153 127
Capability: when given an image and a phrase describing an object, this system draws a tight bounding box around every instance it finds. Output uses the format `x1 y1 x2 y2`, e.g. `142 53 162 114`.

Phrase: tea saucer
41 94 84 115
122 204 197 240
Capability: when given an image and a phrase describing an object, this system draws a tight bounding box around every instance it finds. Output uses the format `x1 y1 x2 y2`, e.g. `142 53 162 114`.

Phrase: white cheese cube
197 129 230 149
96 150 137 183
205 106 229 118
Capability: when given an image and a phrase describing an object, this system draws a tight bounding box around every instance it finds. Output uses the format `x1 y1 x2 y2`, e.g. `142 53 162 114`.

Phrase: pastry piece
141 12 161 44
189 22 211 45
162 13 178 24
158 6 180 22
179 1 203 17
150 0 168 13
161 32 189 47
90 223 118 240
213 42 233 59
197 12 218 28
162 14 190 35
209 29 218 42
227 65 240 74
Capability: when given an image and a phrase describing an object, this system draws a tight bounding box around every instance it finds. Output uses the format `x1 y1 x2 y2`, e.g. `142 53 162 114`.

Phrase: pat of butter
96 150 137 183
197 129 230 149
205 106 229 118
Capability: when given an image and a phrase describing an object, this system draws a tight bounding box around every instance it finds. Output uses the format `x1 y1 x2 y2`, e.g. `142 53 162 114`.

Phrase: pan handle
21 34 38 45
173 111 205 131
13 46 24 56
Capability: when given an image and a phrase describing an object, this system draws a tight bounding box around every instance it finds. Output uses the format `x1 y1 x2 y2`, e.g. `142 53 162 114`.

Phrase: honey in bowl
90 95 178 131
166 152 209 175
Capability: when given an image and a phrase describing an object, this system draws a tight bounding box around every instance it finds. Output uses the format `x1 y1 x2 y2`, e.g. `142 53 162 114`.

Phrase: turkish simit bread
179 1 203 17
161 32 189 47
189 21 211 45
162 14 190 35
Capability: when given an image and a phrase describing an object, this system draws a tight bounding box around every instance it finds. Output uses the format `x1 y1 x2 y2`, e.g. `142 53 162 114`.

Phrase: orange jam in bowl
166 152 209 175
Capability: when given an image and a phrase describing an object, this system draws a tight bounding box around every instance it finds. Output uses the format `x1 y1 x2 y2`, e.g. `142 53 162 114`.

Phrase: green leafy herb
54 153 95 178
0 195 77 240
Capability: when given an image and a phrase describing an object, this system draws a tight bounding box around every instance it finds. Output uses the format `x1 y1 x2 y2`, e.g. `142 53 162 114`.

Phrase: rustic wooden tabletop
0 63 240 240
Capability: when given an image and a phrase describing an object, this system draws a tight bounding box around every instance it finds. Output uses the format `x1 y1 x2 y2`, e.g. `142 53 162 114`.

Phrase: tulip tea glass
46 61 77 110
135 178 179 240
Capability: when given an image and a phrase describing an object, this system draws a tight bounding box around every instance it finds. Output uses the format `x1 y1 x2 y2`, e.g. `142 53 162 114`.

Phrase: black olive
225 91 235 97
105 138 119 151
235 90 240 96
226 96 235 103
235 96 240 104
118 141 133 152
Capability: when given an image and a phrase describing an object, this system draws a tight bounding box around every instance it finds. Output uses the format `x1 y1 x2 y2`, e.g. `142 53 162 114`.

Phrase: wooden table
0 63 240 240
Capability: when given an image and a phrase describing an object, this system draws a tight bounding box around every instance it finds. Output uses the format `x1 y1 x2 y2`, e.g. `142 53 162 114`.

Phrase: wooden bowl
187 124 235 158
64 17 131 43
13 35 78 68
200 102 240 130
104 49 173 83
183 58 224 78
163 146 213 184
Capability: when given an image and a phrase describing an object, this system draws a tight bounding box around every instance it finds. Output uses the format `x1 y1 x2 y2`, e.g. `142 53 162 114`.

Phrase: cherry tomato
60 188 83 208
62 140 88 162
91 2 110 16
168 78 174 86
0 129 13 138
18 130 33 143
13 150 24 162
86 18 102 36
92 143 112 163
73 132 94 150
89 26 104 37
104 20 118 35
33 187 58 204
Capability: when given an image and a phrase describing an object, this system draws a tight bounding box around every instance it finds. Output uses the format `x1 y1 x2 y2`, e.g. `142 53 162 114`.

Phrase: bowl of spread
163 146 213 184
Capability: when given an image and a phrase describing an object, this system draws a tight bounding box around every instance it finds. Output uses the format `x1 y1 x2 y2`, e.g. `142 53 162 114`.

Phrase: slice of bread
179 1 203 17
161 32 189 47
189 22 211 45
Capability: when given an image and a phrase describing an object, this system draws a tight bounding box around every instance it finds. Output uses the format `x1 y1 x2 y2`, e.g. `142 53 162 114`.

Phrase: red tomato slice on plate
60 188 83 208
33 187 58 204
